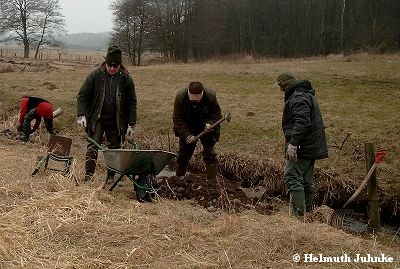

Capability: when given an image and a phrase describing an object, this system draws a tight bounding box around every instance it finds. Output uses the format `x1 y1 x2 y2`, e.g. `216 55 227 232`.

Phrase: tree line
0 0 65 59
1 0 398 63
110 0 400 65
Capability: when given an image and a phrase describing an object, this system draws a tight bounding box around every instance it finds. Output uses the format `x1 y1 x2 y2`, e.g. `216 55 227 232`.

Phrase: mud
157 173 284 215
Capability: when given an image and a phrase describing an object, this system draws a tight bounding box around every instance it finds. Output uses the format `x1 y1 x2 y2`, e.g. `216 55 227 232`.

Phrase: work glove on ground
77 116 87 128
186 135 196 144
126 125 135 136
286 143 298 163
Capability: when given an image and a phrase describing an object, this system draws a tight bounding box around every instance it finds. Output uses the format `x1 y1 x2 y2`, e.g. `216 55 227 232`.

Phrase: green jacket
173 87 222 141
77 63 137 136
282 80 328 160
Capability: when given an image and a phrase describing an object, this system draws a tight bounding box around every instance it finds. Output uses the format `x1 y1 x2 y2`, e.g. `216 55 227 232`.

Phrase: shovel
343 150 387 208
190 112 232 143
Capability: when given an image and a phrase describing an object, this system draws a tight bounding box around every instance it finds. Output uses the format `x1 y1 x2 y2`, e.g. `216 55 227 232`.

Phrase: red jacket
19 96 53 129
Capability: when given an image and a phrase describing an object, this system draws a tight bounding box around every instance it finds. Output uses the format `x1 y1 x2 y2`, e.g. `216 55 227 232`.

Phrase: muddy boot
305 191 314 213
106 169 116 181
206 164 218 180
16 134 29 142
84 174 94 183
289 190 305 218
175 164 187 177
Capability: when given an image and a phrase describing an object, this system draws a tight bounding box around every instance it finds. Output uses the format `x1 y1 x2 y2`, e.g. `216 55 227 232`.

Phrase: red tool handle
374 150 387 164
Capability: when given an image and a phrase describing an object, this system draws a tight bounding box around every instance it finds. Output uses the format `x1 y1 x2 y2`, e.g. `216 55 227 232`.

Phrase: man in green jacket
173 81 222 180
77 45 137 182
274 71 328 217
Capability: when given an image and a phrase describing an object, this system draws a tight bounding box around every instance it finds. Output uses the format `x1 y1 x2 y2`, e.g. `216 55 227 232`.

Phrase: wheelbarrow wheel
135 174 156 203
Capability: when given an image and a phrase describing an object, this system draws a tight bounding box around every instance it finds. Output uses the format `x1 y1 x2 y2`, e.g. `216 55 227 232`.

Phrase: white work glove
126 125 135 136
186 135 196 144
203 123 213 135
77 115 87 128
286 143 298 163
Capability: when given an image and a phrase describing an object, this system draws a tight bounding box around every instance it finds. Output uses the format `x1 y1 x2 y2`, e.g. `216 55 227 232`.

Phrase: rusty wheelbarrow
87 137 176 202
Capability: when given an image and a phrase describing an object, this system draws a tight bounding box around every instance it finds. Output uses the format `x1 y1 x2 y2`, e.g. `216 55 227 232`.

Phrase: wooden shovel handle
343 150 387 208
192 117 226 142
343 162 378 208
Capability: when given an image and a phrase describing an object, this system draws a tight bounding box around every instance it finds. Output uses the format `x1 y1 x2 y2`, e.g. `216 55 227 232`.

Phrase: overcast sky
59 0 113 33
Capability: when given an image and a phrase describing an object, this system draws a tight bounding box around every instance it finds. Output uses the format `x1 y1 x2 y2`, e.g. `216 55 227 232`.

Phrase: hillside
56 32 111 50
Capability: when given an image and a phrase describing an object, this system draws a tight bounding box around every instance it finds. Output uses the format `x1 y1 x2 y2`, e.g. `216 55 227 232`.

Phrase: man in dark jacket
274 71 328 217
77 45 137 182
16 96 55 142
173 81 222 180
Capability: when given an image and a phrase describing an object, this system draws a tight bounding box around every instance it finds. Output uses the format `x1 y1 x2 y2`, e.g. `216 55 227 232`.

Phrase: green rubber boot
289 190 305 217
305 191 314 213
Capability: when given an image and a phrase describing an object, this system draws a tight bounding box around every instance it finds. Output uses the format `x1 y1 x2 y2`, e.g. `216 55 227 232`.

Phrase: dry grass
0 136 399 268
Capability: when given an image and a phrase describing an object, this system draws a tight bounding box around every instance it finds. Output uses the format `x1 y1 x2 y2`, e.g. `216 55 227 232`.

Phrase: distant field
0 45 105 63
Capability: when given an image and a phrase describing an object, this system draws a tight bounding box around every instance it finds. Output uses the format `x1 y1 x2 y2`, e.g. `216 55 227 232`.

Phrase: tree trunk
340 0 346 52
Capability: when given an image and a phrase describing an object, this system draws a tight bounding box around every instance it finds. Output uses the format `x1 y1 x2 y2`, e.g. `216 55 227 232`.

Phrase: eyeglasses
108 63 120 68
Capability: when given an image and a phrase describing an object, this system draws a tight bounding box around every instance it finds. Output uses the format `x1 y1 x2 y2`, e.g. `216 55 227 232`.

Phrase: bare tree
109 0 400 61
0 0 64 58
111 0 154 66
33 0 65 59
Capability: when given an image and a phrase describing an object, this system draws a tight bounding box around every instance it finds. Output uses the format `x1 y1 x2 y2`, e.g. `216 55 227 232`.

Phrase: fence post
364 143 381 231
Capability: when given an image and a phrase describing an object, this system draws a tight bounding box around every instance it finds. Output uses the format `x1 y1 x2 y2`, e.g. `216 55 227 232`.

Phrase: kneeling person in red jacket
16 96 55 142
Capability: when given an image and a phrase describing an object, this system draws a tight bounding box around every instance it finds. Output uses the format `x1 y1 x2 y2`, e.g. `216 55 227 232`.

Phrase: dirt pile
157 173 283 215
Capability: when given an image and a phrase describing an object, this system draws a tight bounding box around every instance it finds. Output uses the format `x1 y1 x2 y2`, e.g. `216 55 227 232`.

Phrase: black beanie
105 45 122 65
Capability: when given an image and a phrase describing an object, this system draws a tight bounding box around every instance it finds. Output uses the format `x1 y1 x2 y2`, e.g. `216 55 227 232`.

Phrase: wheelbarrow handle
86 136 105 150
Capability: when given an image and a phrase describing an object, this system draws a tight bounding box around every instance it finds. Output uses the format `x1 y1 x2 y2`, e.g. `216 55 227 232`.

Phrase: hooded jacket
77 63 137 136
173 87 222 141
282 80 328 160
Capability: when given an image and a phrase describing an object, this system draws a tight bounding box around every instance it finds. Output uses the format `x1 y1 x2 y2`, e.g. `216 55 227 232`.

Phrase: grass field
1 54 399 189
0 53 399 268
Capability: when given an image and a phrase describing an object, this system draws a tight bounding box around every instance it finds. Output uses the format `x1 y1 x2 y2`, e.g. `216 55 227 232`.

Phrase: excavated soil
157 173 284 215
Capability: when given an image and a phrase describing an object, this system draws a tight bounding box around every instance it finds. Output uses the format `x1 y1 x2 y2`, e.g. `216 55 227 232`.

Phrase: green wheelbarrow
87 137 176 202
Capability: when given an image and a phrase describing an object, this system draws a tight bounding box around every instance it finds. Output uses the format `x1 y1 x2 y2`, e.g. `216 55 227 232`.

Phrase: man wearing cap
274 71 328 217
16 95 55 142
173 81 222 180
77 45 137 182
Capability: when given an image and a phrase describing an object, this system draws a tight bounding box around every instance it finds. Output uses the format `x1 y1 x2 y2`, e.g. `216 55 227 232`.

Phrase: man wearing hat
274 71 328 217
77 45 137 183
173 81 222 180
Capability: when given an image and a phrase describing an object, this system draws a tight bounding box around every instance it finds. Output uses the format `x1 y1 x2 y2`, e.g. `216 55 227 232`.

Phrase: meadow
0 51 399 268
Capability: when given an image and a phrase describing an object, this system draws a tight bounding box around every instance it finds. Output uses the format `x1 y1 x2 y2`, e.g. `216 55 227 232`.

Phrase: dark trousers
283 158 315 193
176 136 217 168
283 158 315 214
86 121 121 176
23 109 54 136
